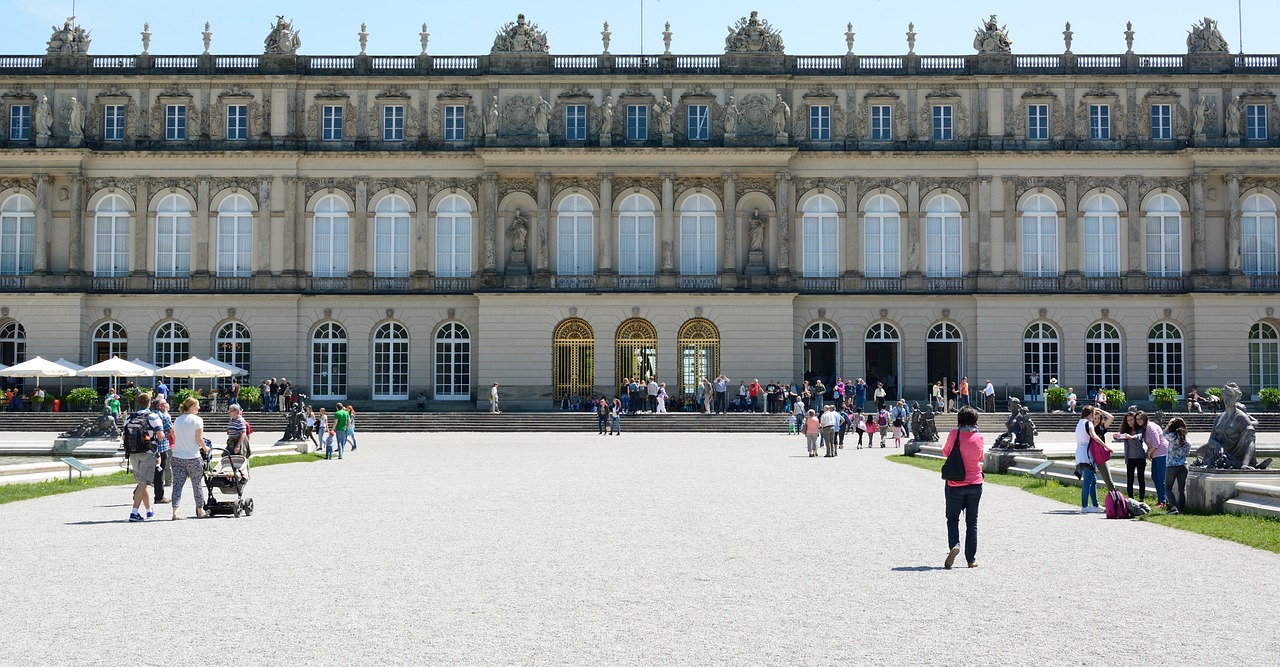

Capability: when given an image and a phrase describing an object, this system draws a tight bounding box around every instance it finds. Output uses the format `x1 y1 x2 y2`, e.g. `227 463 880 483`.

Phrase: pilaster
33 174 49 274
721 172 737 289
1124 176 1143 290
481 172 499 279
598 172 614 274
905 178 922 288
67 174 83 274
1064 177 1080 280
284 176 304 277
774 171 791 279
536 172 551 282
844 177 860 284
1191 174 1209 275
975 176 994 288
352 177 369 280
659 172 675 284
1225 173 1243 278
131 178 150 279
195 176 211 277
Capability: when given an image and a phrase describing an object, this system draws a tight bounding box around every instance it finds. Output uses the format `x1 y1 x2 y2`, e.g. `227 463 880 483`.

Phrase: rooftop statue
492 14 549 54
973 14 1012 54
1195 382 1272 470
1186 16 1229 54
264 15 301 55
47 16 91 55
724 11 784 54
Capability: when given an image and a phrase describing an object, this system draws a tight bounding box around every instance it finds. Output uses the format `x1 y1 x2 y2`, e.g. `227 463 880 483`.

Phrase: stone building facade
1 14 1278 408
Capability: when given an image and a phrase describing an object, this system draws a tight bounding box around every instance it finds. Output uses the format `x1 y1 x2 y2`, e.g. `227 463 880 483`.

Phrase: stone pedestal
68 135 83 148
1186 468 1280 514
600 136 612 148
36 136 49 148
744 249 768 276
485 132 497 146
662 134 673 147
52 437 121 457
279 438 312 454
537 132 550 147
508 250 529 275
724 132 737 147
774 133 789 146
983 448 1044 474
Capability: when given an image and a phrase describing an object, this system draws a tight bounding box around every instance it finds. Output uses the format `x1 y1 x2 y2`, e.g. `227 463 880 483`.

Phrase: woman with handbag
1074 406 1116 512
802 409 821 457
941 406 984 569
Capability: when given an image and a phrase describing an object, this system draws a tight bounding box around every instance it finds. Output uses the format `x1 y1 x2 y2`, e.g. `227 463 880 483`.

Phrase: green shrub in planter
1151 387 1179 410
1045 386 1068 410
1102 388 1127 407
1207 387 1222 399
174 388 201 406
122 386 140 406
1260 388 1280 409
238 386 262 410
67 387 100 411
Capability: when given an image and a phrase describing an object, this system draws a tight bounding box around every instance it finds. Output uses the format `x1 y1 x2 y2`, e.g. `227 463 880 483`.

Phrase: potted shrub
238 386 262 410
1151 387 1179 410
1260 388 1280 410
1045 386 1068 410
175 388 201 407
67 387 100 412
1102 388 1127 408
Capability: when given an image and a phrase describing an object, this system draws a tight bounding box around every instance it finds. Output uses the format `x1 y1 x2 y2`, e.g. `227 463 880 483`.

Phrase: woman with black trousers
942 406 985 569
1115 411 1147 501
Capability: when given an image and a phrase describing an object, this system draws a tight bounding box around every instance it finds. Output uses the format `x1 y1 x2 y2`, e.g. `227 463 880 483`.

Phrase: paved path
2 431 1276 665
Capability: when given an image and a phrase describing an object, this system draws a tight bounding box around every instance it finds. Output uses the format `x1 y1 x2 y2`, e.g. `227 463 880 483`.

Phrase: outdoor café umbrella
0 356 80 404
155 356 233 401
205 357 248 377
129 358 160 373
78 356 155 395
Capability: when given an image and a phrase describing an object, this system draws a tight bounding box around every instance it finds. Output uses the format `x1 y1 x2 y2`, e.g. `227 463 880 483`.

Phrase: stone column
845 177 860 281
774 172 791 275
283 177 303 277
536 172 551 280
1225 174 1242 276
257 176 273 275
132 179 150 278
1125 177 1142 289
68 174 84 274
1001 176 1017 278
413 178 430 285
1190 174 1208 274
974 176 991 280
481 173 498 277
1064 177 1080 278
33 174 49 274
598 172 613 273
906 179 922 279
659 172 675 282
196 177 211 276
352 178 369 277
721 172 737 289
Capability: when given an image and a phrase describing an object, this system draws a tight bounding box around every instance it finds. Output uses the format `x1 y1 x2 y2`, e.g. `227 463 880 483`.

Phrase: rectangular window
564 104 586 141
870 105 892 140
1247 103 1268 141
1150 104 1172 140
809 104 830 141
1084 215 1121 277
382 105 404 141
1027 104 1049 140
322 105 344 141
1089 104 1110 140
688 105 709 141
104 105 126 141
443 105 466 142
626 104 648 141
8 104 30 141
931 105 953 141
225 104 247 141
165 104 186 141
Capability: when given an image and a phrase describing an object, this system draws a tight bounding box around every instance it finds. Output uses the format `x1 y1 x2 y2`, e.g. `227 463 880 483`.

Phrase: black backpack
121 411 152 454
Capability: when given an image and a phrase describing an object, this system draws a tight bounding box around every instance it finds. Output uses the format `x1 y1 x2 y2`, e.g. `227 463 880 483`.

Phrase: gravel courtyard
2 431 1277 666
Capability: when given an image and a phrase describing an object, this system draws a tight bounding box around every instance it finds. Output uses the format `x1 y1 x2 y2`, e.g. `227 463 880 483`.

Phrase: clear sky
7 0 1272 57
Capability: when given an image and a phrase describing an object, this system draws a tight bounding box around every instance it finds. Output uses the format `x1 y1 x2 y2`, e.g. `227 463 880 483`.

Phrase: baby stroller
203 442 254 518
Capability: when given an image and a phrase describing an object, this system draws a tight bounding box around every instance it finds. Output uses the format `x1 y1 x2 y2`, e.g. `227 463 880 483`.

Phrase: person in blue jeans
609 397 621 435
1074 406 1103 513
1137 411 1168 507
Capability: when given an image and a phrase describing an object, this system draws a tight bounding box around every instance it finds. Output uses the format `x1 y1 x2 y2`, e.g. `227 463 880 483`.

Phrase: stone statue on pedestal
58 406 121 439
748 208 766 252
47 17 92 55
993 397 1038 449
34 96 53 140
723 96 739 135
914 402 939 442
1186 17 1229 54
264 16 301 55
1195 382 1271 469
973 15 1012 54
65 97 84 145
771 95 790 138
507 210 530 253
282 401 306 441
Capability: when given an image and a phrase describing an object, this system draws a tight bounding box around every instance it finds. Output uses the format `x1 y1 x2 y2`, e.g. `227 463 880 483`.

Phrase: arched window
618 194 656 276
679 194 716 276
866 322 900 342
802 195 839 278
0 321 25 367
1021 194 1058 277
1023 323 1060 399
434 322 471 400
374 195 412 278
93 194 131 277
863 195 900 278
155 194 192 277
925 195 962 277
927 322 964 386
1086 322 1122 396
216 194 253 277
615 318 657 387
1147 322 1184 393
311 322 348 399
435 194 472 278
92 322 127 362
928 322 962 341
553 318 595 401
313 195 349 278
864 322 901 398
1145 194 1182 277
1083 194 1121 277
677 318 719 399
153 321 191 389
372 322 409 399
557 194 594 276
805 322 838 341
215 322 251 391
1242 194 1279 276
1249 322 1279 396
0 194 35 275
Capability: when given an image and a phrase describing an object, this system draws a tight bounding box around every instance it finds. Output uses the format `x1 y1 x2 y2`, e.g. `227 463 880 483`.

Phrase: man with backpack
123 392 165 522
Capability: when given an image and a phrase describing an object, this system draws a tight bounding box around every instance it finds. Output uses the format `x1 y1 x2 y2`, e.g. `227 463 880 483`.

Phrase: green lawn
0 452 325 506
887 454 1280 554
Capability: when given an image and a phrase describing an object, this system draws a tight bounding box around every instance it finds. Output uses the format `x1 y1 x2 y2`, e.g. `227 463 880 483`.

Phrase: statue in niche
748 208 766 252
507 209 530 252
486 96 499 135
65 97 84 139
34 96 53 138
1192 97 1208 137
534 96 551 134
1186 17 1229 54
972 14 1013 54
771 95 790 137
723 96 739 134
264 16 301 55
656 96 673 136
599 96 615 136
1225 97 1242 136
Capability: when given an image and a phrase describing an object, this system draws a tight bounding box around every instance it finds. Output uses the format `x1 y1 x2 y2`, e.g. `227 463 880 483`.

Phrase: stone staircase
2 409 1276 434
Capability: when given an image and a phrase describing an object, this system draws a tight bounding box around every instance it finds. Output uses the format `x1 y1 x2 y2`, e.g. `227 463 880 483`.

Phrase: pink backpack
1104 490 1130 519
877 411 888 427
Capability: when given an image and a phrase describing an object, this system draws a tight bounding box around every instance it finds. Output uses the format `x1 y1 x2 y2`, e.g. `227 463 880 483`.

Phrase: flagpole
640 0 645 56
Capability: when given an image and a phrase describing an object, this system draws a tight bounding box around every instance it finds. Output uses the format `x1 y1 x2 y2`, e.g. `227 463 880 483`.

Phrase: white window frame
154 194 192 278
556 194 593 276
435 194 472 278
1147 322 1184 394
321 104 344 141
382 104 405 142
1242 194 1279 276
863 195 900 278
443 105 466 142
374 195 411 277
626 104 648 141
1083 194 1121 277
215 322 251 388
9 104 31 141
1023 323 1060 401
1250 323 1280 397
1247 103 1268 141
1144 194 1182 277
565 104 587 141
434 322 471 400
925 196 962 277
679 194 716 276
92 322 127 363
1150 104 1172 140
310 322 348 400
153 321 191 389
618 194 656 275
372 322 410 400
931 104 953 141
1027 104 1049 140
809 104 831 141
312 195 349 278
93 195 130 276
0 194 35 275
1021 194 1059 277
870 105 892 140
216 194 253 277
1089 104 1110 140
1086 322 1122 395
104 105 126 141
165 104 186 141
801 195 839 278
688 104 710 141
225 104 248 141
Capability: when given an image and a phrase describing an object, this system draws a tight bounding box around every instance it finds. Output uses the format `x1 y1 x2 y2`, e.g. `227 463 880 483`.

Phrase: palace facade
1 13 1279 408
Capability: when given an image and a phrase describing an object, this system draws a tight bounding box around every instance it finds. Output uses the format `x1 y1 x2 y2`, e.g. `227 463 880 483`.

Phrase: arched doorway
311 322 348 400
615 318 657 386
1023 322 1059 401
553 318 594 402
91 321 127 393
864 322 900 400
803 322 839 386
677 318 719 400
927 322 963 395
434 322 471 401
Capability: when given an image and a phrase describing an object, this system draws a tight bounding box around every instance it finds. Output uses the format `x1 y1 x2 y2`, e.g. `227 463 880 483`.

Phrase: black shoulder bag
941 430 966 482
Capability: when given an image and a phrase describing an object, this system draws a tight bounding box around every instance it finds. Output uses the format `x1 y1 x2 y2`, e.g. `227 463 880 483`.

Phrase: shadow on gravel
1043 509 1087 516
64 519 135 526
95 503 131 509
890 566 947 572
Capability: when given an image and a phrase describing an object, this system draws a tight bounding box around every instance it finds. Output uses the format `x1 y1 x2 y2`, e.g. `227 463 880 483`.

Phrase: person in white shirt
819 406 838 457
791 398 806 435
489 382 500 413
169 397 209 520
982 380 996 412
1066 388 1077 413
646 378 659 413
